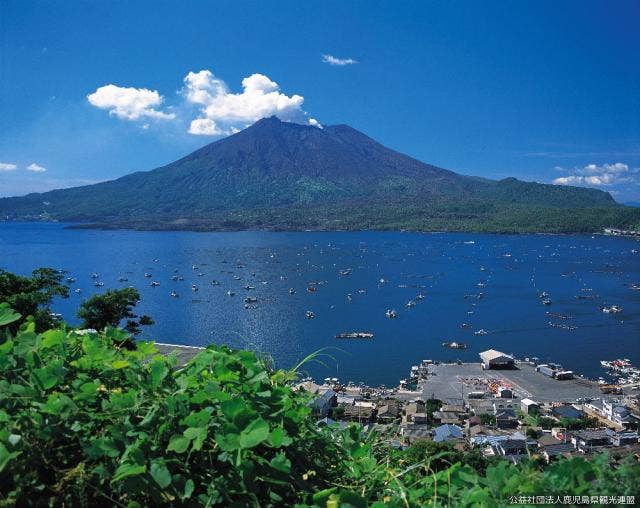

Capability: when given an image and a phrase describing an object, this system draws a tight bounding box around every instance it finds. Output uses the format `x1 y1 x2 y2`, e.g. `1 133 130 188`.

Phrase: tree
480 413 496 426
0 268 68 332
77 288 154 346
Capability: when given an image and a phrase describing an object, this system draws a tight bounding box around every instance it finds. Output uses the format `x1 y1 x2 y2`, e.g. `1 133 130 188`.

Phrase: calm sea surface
1 222 638 385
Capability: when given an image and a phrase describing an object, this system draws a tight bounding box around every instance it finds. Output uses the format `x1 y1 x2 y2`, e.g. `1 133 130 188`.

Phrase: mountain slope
1 116 636 232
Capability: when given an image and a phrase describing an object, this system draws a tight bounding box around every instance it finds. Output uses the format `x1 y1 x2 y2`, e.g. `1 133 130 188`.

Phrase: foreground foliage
0 268 68 333
1 314 639 506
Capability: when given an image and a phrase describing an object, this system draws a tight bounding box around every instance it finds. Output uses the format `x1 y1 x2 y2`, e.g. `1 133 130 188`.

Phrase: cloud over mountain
183 70 318 136
553 162 634 187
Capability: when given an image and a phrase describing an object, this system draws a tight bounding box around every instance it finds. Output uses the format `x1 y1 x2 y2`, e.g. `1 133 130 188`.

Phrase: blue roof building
433 424 464 442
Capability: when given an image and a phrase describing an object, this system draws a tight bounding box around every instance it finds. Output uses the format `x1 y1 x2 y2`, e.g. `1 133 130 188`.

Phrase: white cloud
27 163 47 173
552 162 634 187
87 84 175 121
0 162 17 171
322 54 357 66
184 70 319 136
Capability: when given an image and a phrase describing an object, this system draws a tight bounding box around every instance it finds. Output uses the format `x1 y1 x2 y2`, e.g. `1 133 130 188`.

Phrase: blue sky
1 0 639 201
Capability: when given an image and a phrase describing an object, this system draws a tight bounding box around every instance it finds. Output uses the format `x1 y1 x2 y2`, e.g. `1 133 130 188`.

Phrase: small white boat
385 309 397 319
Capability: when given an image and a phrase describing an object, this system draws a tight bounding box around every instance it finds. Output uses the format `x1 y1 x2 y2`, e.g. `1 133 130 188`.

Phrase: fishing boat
191 284 198 292
406 300 416 308
66 277 76 283
474 329 488 335
335 332 374 339
227 290 235 296
150 281 160 287
144 273 152 278
442 341 467 349
385 309 397 319
244 297 258 304
170 291 178 298
289 288 296 294
305 310 315 319
602 305 622 314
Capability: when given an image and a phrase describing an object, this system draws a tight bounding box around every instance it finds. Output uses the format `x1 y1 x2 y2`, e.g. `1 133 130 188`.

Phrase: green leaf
41 329 65 348
182 408 211 428
215 432 240 452
221 398 245 419
184 427 207 451
112 463 146 483
0 305 21 327
150 461 172 489
183 479 195 499
239 418 269 449
0 443 21 473
32 360 65 390
149 360 169 388
111 359 130 370
166 435 190 454
269 452 291 473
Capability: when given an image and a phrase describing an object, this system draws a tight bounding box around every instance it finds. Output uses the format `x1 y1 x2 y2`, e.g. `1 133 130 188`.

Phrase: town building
520 398 540 415
433 424 464 443
479 349 515 370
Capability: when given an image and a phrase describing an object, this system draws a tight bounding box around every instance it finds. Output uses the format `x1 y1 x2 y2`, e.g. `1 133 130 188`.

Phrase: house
432 412 462 425
297 382 337 418
404 402 428 424
498 387 513 398
495 408 518 429
433 424 464 443
492 401 517 412
479 349 515 370
603 401 637 426
336 395 356 406
493 438 528 457
609 430 639 447
311 388 337 418
376 400 401 423
520 398 540 415
552 405 585 420
432 404 467 425
541 443 576 462
587 399 638 426
401 424 431 445
571 429 611 452
343 404 375 423
467 415 482 427
470 430 526 448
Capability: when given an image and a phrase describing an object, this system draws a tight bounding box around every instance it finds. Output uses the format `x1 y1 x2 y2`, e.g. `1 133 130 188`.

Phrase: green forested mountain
1 116 638 232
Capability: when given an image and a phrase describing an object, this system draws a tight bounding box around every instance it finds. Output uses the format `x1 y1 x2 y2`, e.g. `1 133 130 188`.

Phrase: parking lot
420 362 613 403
